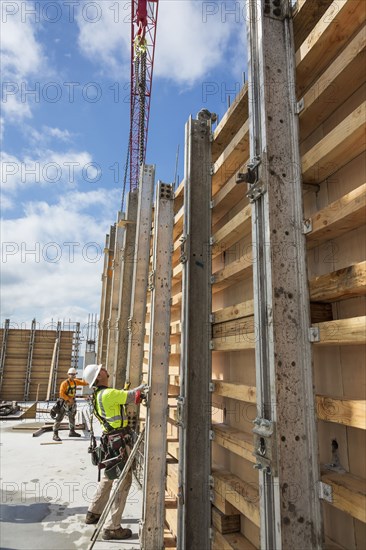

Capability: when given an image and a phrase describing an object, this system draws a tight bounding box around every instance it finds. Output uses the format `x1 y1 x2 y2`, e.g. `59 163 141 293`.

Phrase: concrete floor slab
0 404 142 550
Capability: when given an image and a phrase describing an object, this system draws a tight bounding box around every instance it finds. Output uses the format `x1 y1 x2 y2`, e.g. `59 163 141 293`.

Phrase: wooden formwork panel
0 328 75 401
161 0 366 545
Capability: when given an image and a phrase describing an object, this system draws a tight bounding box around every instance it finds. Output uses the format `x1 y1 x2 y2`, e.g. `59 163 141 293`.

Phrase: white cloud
1 1 46 79
0 117 4 141
1 1 47 123
76 0 244 85
1 188 120 325
1 148 95 195
1 94 32 121
28 126 73 145
76 0 130 77
154 2 233 85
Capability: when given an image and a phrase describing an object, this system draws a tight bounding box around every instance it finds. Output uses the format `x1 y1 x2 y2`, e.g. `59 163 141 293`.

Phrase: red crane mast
129 0 159 191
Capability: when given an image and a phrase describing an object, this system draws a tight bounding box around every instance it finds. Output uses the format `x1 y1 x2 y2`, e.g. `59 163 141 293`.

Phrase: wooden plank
212 204 252 258
212 167 249 228
306 183 366 249
309 261 366 302
213 529 257 550
302 101 366 184
296 0 365 95
212 121 249 195
292 0 333 51
213 381 256 404
212 255 253 293
313 316 366 345
212 333 256 351
174 179 184 214
213 300 255 324
173 206 184 240
213 317 255 339
316 395 366 429
213 471 260 527
299 24 366 140
321 469 366 523
212 506 240 534
212 423 256 464
212 84 249 163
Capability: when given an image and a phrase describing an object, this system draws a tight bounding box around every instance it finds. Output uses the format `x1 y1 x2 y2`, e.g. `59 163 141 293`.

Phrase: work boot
85 511 101 525
53 432 61 442
69 430 81 437
102 527 132 540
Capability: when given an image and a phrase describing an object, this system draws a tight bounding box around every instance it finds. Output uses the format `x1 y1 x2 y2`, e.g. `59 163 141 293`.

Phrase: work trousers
88 469 133 529
53 402 76 432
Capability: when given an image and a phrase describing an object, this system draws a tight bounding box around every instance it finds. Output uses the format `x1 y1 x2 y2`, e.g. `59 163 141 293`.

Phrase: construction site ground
0 402 142 550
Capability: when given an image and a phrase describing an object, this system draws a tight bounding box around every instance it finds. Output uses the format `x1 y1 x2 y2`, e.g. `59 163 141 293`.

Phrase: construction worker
53 367 88 441
83 363 148 541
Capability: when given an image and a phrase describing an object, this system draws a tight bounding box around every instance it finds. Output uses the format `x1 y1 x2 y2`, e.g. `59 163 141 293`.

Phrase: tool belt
90 427 132 469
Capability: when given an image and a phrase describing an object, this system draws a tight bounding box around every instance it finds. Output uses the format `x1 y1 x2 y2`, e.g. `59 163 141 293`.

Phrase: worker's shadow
0 502 87 523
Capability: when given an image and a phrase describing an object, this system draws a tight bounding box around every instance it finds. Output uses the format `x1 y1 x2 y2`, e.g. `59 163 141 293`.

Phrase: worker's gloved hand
134 384 149 404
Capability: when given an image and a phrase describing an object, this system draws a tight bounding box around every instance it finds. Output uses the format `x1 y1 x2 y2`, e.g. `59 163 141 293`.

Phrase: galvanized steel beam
24 318 36 401
113 190 138 389
245 1 323 548
105 211 125 375
126 165 155 424
177 115 212 550
140 182 174 550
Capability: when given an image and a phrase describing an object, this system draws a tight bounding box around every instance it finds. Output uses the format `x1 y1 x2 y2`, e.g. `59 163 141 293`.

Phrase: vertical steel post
99 226 115 366
245 1 323 548
113 190 138 389
126 165 155 423
177 115 212 549
106 212 125 375
0 319 10 395
140 182 174 550
24 318 36 401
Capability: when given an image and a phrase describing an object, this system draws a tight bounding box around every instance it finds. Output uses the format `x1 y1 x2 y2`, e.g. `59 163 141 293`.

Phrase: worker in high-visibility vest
83 363 148 541
53 367 88 441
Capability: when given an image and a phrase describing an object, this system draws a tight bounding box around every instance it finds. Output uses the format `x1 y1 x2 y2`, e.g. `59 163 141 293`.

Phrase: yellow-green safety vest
94 388 129 431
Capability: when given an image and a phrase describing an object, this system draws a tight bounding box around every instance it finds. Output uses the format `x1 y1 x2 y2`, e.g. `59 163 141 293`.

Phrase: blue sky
1 0 247 334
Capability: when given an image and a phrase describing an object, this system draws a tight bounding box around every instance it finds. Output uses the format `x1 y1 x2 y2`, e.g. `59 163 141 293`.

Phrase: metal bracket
179 235 187 264
296 98 305 114
252 417 278 476
209 340 215 350
237 157 265 203
209 527 214 540
210 164 215 176
176 396 185 427
209 313 215 323
303 218 313 234
210 275 215 284
209 430 215 441
209 382 216 392
148 270 155 291
318 481 333 502
209 200 214 209
209 236 215 246
127 317 133 333
308 327 320 342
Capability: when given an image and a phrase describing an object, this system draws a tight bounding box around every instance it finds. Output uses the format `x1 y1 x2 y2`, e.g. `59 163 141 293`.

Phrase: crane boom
129 0 159 191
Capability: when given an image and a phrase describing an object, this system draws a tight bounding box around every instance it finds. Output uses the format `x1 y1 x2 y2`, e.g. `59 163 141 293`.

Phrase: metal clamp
252 417 277 476
308 327 320 342
176 396 185 427
318 481 333 502
148 270 155 292
237 157 265 203
179 235 187 264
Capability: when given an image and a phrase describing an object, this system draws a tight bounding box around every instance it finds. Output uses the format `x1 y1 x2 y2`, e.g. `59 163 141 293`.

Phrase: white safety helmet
83 364 103 388
67 368 77 375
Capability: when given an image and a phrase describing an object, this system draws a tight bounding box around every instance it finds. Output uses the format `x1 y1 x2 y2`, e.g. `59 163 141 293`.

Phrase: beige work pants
88 469 133 530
